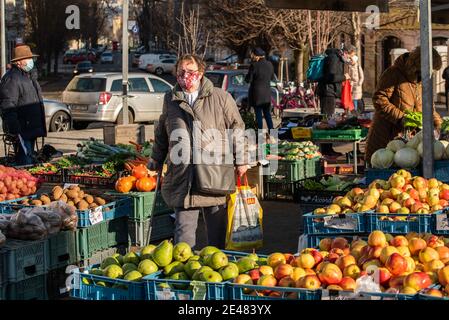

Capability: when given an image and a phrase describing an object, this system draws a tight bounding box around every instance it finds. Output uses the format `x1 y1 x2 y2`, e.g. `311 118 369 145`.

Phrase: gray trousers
174 205 227 249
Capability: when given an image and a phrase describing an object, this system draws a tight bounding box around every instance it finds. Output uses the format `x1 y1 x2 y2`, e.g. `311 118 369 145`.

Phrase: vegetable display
0 166 40 201
270 141 321 160
115 164 157 193
302 176 364 192
403 111 423 129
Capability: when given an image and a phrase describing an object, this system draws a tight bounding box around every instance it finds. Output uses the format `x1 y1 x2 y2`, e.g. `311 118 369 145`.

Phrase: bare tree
176 3 209 58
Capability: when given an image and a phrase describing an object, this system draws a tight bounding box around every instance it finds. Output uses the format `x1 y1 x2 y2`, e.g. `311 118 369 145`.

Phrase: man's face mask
177 70 201 91
22 59 34 72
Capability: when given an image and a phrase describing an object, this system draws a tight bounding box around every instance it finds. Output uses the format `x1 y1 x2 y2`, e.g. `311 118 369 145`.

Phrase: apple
401 287 418 295
413 177 428 190
259 265 274 276
428 178 439 189
278 276 295 288
339 277 356 291
427 235 445 249
404 256 416 274
396 246 411 257
424 289 444 297
297 275 321 289
290 267 306 282
385 253 408 276
362 259 382 271
326 285 343 291
318 263 343 285
435 246 449 264
368 230 387 247
446 284 449 295
267 253 286 268
335 255 356 271
390 175 406 189
331 237 349 250
381 192 393 201
390 236 409 247
350 244 365 261
404 184 414 192
390 188 402 200
427 271 439 284
440 189 449 201
294 254 315 269
377 205 390 214
411 202 424 213
377 267 392 286
419 247 439 264
304 268 316 276
368 246 383 259
389 275 406 289
268 291 281 298
234 274 253 293
257 274 277 287
423 259 445 273
437 265 449 286
389 202 402 213
343 264 361 280
286 292 298 299
397 207 410 214
319 238 332 252
351 187 365 198
248 269 261 283
403 272 432 291
284 253 295 265
380 246 399 264
409 238 427 256
439 199 449 208
274 263 293 280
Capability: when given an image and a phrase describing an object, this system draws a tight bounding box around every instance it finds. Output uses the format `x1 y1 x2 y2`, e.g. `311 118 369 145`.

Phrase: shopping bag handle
236 173 249 188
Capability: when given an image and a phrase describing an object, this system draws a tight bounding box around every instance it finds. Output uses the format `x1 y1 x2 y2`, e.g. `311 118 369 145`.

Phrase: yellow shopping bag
225 175 263 251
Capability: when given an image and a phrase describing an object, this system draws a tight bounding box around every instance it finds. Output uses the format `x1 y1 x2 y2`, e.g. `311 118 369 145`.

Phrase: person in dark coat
443 65 449 111
317 47 350 156
0 45 46 165
245 48 275 137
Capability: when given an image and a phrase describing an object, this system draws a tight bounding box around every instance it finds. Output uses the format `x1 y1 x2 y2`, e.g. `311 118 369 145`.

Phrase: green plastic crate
106 217 129 248
305 158 322 178
1 239 49 283
128 214 175 247
312 129 362 141
48 231 77 270
1 274 48 300
269 159 305 182
108 191 171 222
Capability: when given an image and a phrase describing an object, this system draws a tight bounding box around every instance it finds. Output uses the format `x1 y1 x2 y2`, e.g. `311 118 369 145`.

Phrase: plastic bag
225 175 263 250
341 80 355 111
8 207 50 240
49 201 78 231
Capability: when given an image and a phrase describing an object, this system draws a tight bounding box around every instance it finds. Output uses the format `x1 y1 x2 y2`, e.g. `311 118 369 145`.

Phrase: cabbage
394 147 421 169
406 131 423 149
371 148 395 169
386 140 405 152
417 142 423 157
434 140 445 160
440 140 449 159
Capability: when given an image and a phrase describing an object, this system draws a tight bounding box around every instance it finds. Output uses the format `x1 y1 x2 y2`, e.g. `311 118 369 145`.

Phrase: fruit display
0 165 40 202
313 169 449 215
302 175 364 192
268 141 321 161
371 131 449 169
115 164 157 193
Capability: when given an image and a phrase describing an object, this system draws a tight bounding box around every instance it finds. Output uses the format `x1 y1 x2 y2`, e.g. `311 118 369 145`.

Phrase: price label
89 206 104 225
323 215 357 230
436 214 449 231
191 281 207 300
321 290 370 300
63 183 79 189
156 288 176 300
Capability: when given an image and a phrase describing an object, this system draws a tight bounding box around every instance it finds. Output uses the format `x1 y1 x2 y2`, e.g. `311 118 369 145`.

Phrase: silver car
62 73 173 126
0 99 72 133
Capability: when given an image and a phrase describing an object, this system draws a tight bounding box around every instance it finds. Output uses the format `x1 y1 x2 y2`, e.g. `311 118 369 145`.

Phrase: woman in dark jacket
245 48 275 135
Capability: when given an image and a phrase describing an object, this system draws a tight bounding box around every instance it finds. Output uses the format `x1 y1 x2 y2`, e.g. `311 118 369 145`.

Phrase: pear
100 257 120 270
123 252 140 265
140 244 157 260
184 260 202 278
152 240 173 267
138 259 158 276
192 266 213 281
164 261 185 277
169 272 189 289
173 242 193 262
199 246 220 258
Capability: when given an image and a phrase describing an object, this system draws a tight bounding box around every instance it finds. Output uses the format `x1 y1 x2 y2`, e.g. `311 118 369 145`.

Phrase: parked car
100 51 114 64
62 73 173 127
0 99 72 133
73 61 94 76
205 69 281 109
146 58 176 75
138 53 177 70
64 50 96 64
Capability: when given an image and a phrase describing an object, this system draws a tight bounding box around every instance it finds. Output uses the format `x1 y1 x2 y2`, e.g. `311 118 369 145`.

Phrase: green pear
207 251 229 270
236 257 257 273
90 268 104 276
164 261 185 277
112 253 124 265
122 263 138 275
124 270 143 282
138 259 159 276
96 281 107 287
82 278 91 285
123 252 140 265
184 260 202 279
103 264 123 279
219 262 239 281
169 272 189 289
140 244 157 257
199 246 221 258
100 257 120 270
158 283 172 289
173 242 193 262
189 255 201 262
201 270 223 283
192 266 213 281
257 257 268 266
152 240 173 267
246 253 259 262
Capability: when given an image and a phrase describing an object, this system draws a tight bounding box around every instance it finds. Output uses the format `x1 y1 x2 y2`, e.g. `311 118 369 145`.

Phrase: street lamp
122 0 129 125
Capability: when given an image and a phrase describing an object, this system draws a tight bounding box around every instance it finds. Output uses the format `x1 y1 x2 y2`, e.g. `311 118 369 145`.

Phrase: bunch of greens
404 111 422 129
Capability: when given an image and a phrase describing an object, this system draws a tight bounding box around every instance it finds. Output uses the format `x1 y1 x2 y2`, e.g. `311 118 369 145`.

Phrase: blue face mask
22 59 34 72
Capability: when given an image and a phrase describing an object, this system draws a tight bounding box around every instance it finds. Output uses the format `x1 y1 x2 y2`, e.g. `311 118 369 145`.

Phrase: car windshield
66 77 106 92
78 62 92 68
205 73 225 88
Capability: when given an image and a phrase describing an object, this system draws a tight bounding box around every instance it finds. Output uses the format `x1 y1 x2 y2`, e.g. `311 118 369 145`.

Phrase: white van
138 53 177 70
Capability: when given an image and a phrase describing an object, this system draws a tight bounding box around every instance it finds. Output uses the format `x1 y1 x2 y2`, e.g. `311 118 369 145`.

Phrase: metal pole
420 0 434 178
1 0 6 77
122 0 129 125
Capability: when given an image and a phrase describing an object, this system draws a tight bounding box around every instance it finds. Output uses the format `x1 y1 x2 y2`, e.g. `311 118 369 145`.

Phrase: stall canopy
265 0 449 178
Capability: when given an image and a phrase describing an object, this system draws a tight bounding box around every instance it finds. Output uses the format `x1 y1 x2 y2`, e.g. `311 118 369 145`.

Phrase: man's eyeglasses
177 70 199 76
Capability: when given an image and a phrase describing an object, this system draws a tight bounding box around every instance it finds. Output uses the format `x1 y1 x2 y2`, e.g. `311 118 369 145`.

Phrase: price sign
89 206 104 225
63 183 79 189
156 288 176 300
321 290 371 300
323 215 357 230
191 281 207 300
436 214 449 231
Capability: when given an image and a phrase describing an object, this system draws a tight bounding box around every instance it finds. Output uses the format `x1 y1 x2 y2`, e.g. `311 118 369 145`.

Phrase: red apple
440 189 449 201
436 246 449 264
258 265 274 276
380 246 399 264
257 275 277 294
438 265 449 286
390 235 409 247
248 269 261 283
409 238 427 256
389 275 406 289
343 264 361 280
297 275 321 289
318 263 343 285
331 237 349 250
294 254 315 269
274 263 293 280
267 253 287 268
403 272 432 291
377 267 392 286
368 246 384 259
278 276 295 288
385 253 408 276
335 255 356 271
284 253 295 265
319 238 332 252
368 231 387 247
339 276 356 291
408 189 420 201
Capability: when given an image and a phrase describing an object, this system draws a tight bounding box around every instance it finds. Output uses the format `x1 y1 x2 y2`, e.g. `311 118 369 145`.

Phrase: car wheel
116 110 134 125
50 111 71 132
155 67 164 76
73 121 89 130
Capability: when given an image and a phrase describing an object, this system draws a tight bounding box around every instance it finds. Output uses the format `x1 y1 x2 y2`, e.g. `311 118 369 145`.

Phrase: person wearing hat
0 45 46 165
245 47 276 141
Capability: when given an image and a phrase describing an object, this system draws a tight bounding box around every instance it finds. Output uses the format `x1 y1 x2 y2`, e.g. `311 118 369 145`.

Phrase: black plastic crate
1 274 48 300
48 231 77 270
128 214 175 247
264 179 297 201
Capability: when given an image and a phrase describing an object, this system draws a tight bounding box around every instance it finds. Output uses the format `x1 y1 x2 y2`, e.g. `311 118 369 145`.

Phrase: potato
72 197 82 205
40 195 51 205
89 203 98 209
20 199 29 205
84 195 94 204
69 185 81 192
94 197 106 206
66 190 78 199
31 200 43 206
67 201 75 207
77 200 89 210
59 194 68 203
78 191 85 199
52 186 63 200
